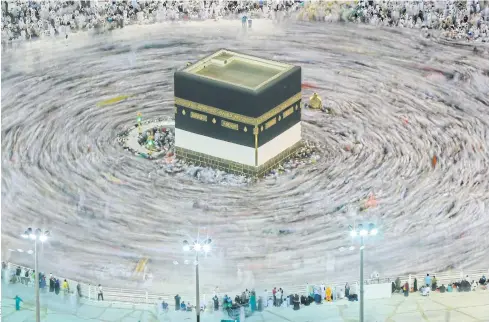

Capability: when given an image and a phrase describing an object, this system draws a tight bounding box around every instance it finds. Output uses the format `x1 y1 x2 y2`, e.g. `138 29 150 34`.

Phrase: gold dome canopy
308 92 322 109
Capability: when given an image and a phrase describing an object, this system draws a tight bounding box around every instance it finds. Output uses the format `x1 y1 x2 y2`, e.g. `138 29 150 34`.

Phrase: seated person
267 297 274 307
439 284 446 293
180 301 187 311
281 297 288 308
223 296 232 309
293 294 300 311
421 286 430 296
461 280 471 292
307 295 314 305
347 294 358 301
471 280 478 291
162 301 168 311
447 284 453 292
314 293 322 304
479 275 487 285
337 287 344 299
186 303 193 312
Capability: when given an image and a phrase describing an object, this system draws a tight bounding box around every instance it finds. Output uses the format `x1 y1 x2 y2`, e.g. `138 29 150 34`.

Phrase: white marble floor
3 282 489 322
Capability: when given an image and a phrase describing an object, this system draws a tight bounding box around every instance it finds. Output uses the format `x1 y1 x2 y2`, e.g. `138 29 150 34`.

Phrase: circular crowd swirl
2 19 489 296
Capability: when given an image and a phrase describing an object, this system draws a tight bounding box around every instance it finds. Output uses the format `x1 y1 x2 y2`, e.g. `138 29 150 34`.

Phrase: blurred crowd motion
2 1 488 46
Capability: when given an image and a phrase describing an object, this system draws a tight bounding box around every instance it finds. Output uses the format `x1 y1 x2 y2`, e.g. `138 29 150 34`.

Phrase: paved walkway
2 282 489 321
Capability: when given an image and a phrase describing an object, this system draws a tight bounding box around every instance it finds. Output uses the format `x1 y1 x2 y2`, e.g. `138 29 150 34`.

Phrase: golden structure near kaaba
308 93 322 109
174 49 303 177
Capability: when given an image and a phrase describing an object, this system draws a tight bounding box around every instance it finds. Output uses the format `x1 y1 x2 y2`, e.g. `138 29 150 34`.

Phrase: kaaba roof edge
182 49 295 91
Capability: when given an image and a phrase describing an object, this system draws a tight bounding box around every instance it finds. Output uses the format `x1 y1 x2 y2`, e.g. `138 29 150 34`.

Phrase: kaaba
174 49 302 177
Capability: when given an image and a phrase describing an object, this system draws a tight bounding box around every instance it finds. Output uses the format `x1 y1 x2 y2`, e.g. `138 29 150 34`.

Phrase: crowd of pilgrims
394 273 488 297
3 0 488 45
2 263 105 301
165 275 489 317
167 283 361 318
7 264 76 296
1 0 300 43
3 261 488 316
302 0 489 42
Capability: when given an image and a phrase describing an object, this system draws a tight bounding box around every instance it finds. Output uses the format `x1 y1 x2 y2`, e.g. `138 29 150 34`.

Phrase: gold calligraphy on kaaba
221 120 239 131
190 111 208 122
265 118 276 129
174 92 301 126
283 106 294 119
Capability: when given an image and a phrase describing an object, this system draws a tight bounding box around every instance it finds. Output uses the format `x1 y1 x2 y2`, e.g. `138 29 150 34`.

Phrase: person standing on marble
49 274 55 292
174 294 181 310
431 276 437 291
20 267 26 284
40 274 46 292
250 289 257 312
62 279 70 296
425 274 432 287
272 287 277 306
212 294 219 311
98 284 104 301
55 279 61 295
15 295 23 311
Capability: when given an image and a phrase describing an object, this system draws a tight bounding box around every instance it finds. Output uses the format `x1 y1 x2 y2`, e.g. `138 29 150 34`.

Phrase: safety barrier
4 262 488 306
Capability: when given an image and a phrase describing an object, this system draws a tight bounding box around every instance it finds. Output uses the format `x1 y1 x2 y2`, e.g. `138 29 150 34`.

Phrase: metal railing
4 262 488 306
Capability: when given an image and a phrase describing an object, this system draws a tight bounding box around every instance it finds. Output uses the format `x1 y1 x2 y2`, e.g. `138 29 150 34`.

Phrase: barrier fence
4 262 488 306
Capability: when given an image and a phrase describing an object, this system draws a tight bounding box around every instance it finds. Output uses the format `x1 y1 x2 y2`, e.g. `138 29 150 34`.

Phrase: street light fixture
21 227 50 322
182 238 212 322
349 223 378 322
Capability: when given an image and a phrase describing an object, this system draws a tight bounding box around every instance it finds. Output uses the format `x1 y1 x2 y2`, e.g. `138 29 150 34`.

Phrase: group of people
0 0 301 45
173 294 196 312
9 266 71 296
299 0 489 42
183 282 361 317
171 288 262 319
2 263 106 311
306 282 358 304
3 0 489 49
393 273 489 297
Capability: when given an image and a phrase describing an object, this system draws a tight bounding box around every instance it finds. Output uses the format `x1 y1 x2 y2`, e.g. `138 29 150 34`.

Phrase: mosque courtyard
2 285 489 322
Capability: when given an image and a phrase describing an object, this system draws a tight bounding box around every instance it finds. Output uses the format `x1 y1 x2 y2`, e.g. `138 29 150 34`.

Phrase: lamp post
183 238 212 322
21 227 50 322
349 223 377 322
